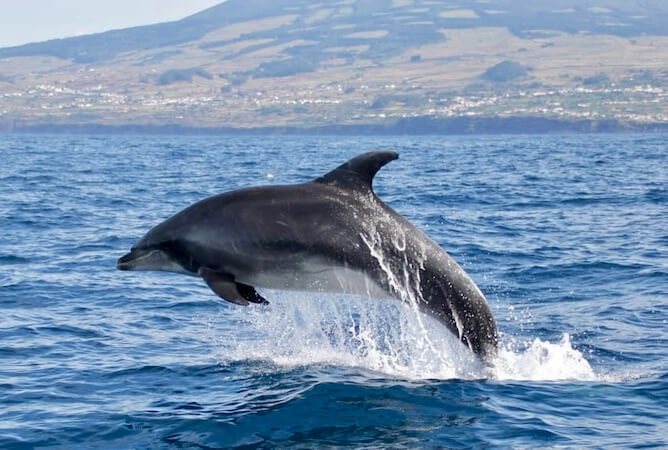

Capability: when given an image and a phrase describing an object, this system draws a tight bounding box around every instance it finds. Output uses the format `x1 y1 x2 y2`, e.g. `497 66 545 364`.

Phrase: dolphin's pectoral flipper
198 267 268 306
198 267 248 305
235 282 269 305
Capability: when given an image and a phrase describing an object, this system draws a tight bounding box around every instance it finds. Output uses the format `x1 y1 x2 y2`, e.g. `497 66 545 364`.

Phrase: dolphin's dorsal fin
315 151 398 191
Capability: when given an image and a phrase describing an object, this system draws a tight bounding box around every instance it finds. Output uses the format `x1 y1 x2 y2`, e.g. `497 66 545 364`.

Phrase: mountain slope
2 0 666 63
0 0 666 132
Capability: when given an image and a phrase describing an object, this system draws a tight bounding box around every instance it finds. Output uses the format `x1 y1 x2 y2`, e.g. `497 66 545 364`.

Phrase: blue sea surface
1 134 666 448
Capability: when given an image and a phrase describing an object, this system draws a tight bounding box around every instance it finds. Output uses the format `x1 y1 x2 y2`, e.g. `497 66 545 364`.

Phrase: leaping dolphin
117 152 498 361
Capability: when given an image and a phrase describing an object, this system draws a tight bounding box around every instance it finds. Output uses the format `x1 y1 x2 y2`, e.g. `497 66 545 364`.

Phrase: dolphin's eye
158 241 182 258
159 241 176 251
159 240 198 273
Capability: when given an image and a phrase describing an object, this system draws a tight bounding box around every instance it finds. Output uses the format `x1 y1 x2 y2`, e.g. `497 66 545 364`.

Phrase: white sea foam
215 292 598 382
492 333 596 381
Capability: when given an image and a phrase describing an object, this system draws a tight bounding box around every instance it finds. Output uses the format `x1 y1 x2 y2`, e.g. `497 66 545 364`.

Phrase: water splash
217 292 482 380
215 292 597 382
493 334 596 381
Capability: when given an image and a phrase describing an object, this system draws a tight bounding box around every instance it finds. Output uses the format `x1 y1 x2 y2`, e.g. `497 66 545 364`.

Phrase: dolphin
117 152 498 361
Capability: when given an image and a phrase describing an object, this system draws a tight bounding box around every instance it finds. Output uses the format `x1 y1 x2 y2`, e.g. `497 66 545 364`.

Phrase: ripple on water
0 134 666 448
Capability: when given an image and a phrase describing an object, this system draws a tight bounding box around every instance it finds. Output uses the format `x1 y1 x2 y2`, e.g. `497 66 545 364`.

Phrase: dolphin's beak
117 248 164 271
117 247 188 274
117 249 144 270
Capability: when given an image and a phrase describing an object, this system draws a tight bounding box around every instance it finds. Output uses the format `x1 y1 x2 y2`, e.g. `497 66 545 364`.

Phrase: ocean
1 133 666 448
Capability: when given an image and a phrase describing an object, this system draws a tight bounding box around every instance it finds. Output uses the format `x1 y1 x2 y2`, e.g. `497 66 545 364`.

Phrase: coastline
3 116 667 136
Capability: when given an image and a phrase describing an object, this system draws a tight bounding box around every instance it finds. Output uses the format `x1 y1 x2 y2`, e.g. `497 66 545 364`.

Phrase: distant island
0 0 666 134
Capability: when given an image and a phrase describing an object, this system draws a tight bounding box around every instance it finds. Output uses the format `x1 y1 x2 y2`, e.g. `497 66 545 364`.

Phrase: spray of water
219 292 482 379
216 292 596 381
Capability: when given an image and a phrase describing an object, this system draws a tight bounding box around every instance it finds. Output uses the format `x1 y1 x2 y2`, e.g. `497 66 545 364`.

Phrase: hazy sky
0 0 224 48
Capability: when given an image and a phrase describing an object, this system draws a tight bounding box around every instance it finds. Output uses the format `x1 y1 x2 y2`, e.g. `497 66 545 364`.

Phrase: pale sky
0 0 225 48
